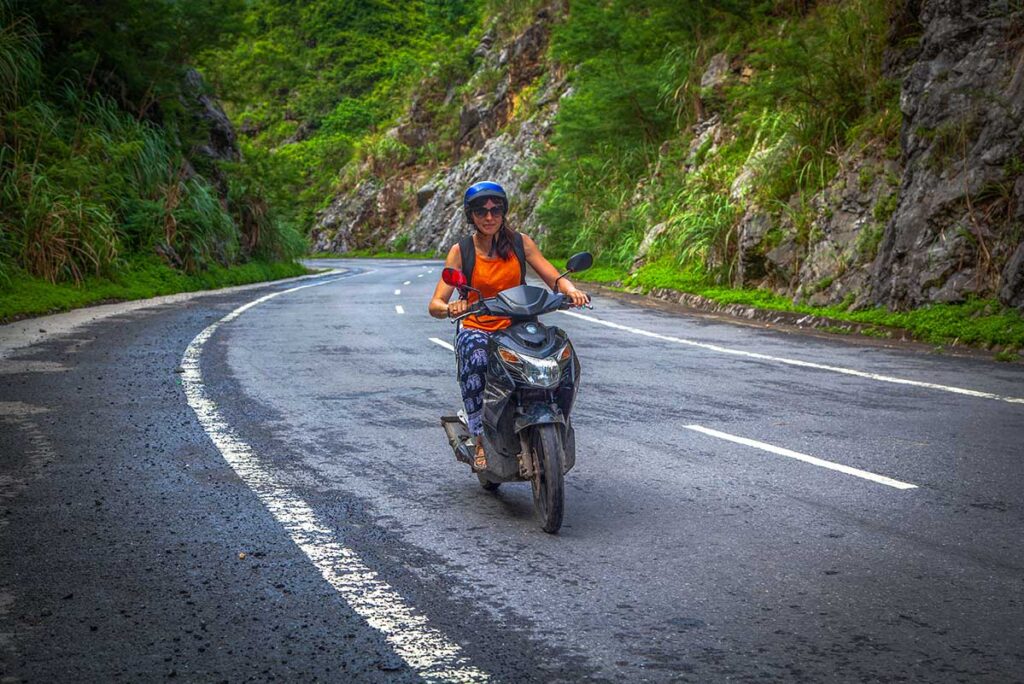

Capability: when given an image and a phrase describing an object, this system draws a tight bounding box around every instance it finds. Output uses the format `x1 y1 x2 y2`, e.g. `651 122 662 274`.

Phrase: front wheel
530 424 565 534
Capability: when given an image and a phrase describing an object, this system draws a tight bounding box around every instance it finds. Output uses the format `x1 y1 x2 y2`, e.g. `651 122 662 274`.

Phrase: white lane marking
417 274 424 278
560 310 1024 405
684 425 918 490
181 273 488 683
394 289 401 295
404 281 411 285
430 337 455 351
395 305 405 315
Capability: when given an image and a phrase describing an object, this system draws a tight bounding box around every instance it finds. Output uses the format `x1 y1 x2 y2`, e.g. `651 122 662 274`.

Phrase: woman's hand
563 287 590 308
447 299 471 318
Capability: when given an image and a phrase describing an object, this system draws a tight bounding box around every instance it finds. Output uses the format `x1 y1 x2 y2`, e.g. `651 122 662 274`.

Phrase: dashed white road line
684 425 918 490
180 272 488 683
404 280 411 285
417 274 425 278
395 305 405 315
430 337 455 351
394 289 401 295
560 310 1024 405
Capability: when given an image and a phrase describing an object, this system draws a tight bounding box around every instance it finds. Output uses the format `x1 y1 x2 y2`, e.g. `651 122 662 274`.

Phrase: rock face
311 176 418 253
405 101 563 253
309 4 565 256
710 0 1023 311
179 68 241 197
182 68 240 165
869 0 1024 309
307 0 1023 315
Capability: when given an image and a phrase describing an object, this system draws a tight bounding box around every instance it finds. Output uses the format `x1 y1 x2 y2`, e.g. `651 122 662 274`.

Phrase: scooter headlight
497 346 562 387
517 353 561 388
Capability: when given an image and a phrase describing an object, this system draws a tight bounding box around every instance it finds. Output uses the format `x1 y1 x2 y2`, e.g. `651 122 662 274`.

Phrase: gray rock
632 222 668 270
737 211 772 284
870 0 1024 309
181 68 240 165
999 242 1024 309
700 53 730 90
766 239 799 285
416 183 437 209
309 179 382 253
472 29 497 60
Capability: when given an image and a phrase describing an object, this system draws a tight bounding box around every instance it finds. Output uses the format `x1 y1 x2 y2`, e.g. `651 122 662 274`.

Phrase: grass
552 256 1024 352
0 257 311 322
306 250 440 260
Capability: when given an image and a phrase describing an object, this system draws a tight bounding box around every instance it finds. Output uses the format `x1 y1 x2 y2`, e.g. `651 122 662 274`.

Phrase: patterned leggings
455 328 491 436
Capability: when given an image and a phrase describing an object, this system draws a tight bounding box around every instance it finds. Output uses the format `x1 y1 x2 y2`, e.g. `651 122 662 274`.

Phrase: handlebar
449 291 593 323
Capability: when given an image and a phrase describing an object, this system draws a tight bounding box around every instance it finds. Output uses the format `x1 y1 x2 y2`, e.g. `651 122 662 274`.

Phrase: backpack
458 231 527 296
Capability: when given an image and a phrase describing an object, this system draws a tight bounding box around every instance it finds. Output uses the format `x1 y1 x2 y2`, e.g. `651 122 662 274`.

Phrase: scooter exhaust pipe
441 416 475 466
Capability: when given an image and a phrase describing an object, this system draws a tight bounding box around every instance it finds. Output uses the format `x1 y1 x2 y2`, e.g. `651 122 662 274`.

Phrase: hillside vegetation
0 0 305 319
3 0 1022 351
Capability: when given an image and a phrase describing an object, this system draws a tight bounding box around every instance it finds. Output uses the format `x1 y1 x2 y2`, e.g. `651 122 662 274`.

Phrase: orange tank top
463 250 522 332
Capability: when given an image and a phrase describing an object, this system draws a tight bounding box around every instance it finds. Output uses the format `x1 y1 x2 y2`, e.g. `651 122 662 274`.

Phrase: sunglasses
471 205 506 219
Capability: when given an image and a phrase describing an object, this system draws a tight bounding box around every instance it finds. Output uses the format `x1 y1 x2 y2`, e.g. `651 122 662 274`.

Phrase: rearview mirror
565 252 593 273
442 267 468 288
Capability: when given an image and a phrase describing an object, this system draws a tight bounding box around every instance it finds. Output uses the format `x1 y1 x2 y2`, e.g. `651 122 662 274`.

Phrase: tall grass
0 0 38 111
0 1 303 290
542 0 899 282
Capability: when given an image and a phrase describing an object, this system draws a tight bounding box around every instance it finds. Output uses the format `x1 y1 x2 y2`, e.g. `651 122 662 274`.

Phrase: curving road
2 259 1023 682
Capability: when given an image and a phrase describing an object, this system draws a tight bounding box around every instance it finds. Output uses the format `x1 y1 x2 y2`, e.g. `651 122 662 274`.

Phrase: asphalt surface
2 258 1023 682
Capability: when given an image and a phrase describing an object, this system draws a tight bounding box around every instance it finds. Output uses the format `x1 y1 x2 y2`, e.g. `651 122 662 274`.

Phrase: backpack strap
458 235 476 297
512 231 527 285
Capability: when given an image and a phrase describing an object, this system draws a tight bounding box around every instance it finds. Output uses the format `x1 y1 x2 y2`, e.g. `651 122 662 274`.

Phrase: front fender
514 403 565 433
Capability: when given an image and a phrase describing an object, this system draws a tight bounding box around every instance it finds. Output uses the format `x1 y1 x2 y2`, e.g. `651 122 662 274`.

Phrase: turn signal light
558 344 572 361
498 347 521 364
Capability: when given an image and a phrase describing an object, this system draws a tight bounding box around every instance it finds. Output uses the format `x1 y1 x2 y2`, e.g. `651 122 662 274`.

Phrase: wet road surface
2 259 1023 681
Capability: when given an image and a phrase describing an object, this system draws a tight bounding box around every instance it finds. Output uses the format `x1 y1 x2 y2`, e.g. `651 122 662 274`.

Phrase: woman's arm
521 234 589 307
428 244 470 319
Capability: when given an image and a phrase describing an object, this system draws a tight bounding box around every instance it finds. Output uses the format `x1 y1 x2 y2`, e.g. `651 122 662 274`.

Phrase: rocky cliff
871 0 1024 310
309 5 566 255
697 0 1023 311
310 0 1023 313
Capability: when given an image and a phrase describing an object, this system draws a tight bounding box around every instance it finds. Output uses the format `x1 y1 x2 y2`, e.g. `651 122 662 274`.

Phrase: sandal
471 438 488 472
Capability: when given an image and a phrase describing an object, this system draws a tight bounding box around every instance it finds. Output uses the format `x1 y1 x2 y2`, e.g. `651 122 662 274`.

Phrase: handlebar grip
450 303 485 323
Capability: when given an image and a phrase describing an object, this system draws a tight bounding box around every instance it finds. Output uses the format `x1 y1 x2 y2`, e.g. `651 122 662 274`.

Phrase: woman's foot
472 438 487 472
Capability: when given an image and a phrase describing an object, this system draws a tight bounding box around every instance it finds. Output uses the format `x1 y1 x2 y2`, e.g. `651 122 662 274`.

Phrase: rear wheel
477 474 501 491
530 424 564 534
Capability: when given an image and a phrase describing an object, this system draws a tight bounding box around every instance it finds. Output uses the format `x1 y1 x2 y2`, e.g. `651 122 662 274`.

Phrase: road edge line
180 272 489 682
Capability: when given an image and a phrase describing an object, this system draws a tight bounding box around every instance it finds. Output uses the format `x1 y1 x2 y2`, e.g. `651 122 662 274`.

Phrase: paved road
2 258 1023 682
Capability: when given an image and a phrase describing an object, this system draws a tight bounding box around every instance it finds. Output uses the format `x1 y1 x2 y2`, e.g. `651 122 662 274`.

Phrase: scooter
440 252 592 534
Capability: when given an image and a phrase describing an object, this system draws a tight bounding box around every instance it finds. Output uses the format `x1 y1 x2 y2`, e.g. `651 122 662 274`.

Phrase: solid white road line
560 310 1024 405
404 280 411 285
394 289 401 295
181 273 488 683
684 424 918 490
396 305 405 315
430 337 455 351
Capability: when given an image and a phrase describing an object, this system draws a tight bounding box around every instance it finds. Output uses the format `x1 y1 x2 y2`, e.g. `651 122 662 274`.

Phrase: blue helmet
463 181 507 222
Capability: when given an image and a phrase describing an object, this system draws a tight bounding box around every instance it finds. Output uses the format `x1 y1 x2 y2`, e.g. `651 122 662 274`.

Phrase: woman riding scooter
428 181 589 472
